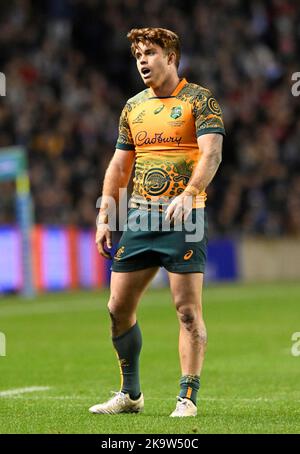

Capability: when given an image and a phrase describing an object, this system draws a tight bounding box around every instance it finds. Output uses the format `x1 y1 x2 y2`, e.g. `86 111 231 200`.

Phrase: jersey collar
149 78 188 98
171 78 188 96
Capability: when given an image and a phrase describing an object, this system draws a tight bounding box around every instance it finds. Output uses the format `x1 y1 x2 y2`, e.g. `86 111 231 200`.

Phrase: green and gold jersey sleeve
193 89 225 138
116 103 135 151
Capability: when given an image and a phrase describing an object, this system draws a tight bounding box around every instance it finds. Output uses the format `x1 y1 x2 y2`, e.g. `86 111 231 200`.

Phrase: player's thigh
109 267 159 313
168 272 204 314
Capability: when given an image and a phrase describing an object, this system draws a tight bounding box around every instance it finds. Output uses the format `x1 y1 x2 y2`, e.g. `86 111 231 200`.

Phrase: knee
108 296 125 320
176 301 207 346
107 295 133 326
176 303 197 330
107 300 122 337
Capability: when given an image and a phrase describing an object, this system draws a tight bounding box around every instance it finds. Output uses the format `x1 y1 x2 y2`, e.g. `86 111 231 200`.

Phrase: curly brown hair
127 27 181 68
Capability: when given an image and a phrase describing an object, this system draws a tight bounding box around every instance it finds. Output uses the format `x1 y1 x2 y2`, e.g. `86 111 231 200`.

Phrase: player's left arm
165 133 223 223
188 133 223 191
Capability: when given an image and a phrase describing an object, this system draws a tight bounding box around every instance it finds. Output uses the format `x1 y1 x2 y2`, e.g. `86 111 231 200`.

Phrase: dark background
0 0 299 236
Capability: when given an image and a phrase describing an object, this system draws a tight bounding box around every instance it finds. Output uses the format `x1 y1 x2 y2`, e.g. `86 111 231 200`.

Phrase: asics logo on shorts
183 250 193 260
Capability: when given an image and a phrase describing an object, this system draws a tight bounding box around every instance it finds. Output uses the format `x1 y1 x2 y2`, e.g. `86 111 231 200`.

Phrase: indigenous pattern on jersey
116 78 225 208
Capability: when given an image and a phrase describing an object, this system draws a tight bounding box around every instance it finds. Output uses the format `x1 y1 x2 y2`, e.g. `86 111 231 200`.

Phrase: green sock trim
179 374 200 406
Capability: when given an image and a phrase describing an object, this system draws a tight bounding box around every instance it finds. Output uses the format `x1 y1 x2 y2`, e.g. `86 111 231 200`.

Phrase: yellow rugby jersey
116 78 225 208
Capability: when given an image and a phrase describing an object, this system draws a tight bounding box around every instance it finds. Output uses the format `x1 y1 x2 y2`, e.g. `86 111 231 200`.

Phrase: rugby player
89 27 225 417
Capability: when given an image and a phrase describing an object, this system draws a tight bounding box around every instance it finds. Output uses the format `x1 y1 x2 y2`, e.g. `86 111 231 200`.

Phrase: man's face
135 42 172 88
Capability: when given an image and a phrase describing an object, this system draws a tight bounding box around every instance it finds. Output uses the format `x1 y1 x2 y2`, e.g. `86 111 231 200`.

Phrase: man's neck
150 74 181 97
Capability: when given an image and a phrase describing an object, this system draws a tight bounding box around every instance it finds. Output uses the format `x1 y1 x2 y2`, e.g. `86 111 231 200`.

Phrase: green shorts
111 208 208 274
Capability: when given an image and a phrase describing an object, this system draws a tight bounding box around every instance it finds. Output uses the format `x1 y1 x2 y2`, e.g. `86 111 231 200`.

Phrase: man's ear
167 51 176 66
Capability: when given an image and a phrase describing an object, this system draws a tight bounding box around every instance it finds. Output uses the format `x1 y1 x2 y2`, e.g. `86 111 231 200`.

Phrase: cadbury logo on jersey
135 131 182 147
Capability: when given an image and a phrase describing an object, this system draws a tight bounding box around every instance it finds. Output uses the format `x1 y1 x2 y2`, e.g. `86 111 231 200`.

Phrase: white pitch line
0 386 51 397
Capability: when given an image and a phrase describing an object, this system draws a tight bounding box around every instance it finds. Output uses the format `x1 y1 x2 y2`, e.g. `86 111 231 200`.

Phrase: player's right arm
96 148 135 259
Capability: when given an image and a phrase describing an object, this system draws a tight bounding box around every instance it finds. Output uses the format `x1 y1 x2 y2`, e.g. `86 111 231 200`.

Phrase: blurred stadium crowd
0 0 299 235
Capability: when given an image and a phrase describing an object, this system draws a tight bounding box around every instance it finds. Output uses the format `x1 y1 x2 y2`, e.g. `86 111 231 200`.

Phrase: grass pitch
0 282 299 434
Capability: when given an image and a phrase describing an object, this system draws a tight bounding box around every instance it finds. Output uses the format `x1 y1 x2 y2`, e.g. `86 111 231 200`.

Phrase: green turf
0 282 299 434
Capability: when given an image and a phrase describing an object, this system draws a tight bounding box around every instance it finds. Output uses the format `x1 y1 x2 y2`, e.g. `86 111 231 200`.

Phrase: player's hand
165 192 194 225
95 224 112 259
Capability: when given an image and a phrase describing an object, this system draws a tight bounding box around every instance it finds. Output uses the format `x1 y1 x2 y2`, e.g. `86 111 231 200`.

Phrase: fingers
165 198 184 224
183 205 193 222
105 230 112 250
96 240 112 259
165 201 175 222
165 195 193 225
95 228 112 259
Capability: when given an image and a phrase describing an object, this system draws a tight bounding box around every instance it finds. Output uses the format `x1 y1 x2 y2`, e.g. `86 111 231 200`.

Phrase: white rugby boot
170 397 197 417
89 391 144 415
